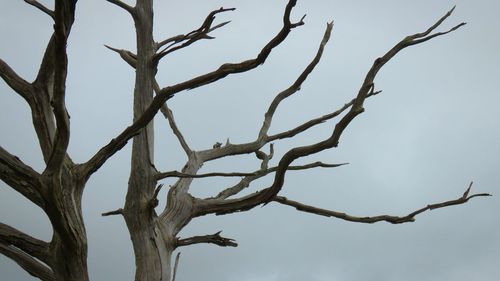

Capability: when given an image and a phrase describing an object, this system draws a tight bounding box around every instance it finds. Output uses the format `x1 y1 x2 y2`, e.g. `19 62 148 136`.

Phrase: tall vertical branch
44 0 76 175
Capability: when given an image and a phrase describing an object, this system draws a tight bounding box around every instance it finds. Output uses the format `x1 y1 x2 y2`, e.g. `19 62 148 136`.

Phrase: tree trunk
44 164 89 281
123 1 174 280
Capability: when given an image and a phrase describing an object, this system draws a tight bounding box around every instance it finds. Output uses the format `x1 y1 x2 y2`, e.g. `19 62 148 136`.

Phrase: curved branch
43 0 76 175
273 182 491 224
24 0 55 20
0 244 54 281
197 21 334 163
0 222 50 265
105 0 135 16
0 59 34 102
80 0 303 180
192 7 466 217
155 7 235 61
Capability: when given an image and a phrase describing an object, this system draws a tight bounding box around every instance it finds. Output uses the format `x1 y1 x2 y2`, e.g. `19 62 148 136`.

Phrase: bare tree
0 1 491 281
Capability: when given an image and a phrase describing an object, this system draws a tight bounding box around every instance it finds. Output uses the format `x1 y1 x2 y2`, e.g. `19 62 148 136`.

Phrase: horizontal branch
274 182 491 224
155 161 346 181
24 0 55 20
197 22 334 164
177 231 237 248
0 244 54 281
80 0 303 180
101 208 124 217
0 146 44 208
0 222 50 265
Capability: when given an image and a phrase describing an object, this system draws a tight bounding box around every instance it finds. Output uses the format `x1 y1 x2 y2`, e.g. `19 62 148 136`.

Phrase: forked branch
274 182 491 224
193 7 468 217
155 7 236 61
81 0 304 180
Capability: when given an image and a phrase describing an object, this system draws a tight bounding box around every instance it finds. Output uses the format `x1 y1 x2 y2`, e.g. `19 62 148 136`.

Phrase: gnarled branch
155 7 235 62
177 231 237 248
80 0 304 180
192 7 467 217
273 182 491 224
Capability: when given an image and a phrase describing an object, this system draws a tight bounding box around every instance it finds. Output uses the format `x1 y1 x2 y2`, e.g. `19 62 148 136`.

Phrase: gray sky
1 1 499 280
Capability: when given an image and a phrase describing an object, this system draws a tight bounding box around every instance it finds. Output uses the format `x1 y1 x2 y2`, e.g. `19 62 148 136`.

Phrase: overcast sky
1 1 499 281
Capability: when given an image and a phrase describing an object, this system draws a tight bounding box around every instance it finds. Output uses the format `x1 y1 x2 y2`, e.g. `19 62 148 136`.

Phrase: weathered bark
1 2 491 281
122 1 174 280
43 166 88 281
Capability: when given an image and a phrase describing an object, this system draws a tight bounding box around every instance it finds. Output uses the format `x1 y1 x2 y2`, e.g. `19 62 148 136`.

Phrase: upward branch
80 0 304 180
43 0 76 176
193 7 467 217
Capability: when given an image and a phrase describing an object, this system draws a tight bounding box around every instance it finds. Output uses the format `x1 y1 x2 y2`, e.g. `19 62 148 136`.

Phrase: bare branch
268 89 381 142
101 208 124 217
0 245 54 281
105 0 135 16
177 231 237 248
160 104 191 156
43 0 76 175
193 7 467 217
214 162 347 200
0 222 50 265
0 58 34 102
155 7 235 61
274 182 491 224
0 146 44 208
196 22 334 164
155 161 346 181
24 0 55 20
81 0 304 179
258 22 333 139
104 45 137 68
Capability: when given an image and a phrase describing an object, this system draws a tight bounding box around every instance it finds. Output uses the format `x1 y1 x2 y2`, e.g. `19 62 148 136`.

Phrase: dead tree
0 1 490 281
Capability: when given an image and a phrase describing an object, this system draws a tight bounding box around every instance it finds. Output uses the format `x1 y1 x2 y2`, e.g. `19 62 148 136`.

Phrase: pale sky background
1 1 499 281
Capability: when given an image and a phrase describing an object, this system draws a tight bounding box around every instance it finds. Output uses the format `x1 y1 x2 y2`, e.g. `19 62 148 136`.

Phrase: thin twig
171 252 181 281
274 182 491 224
